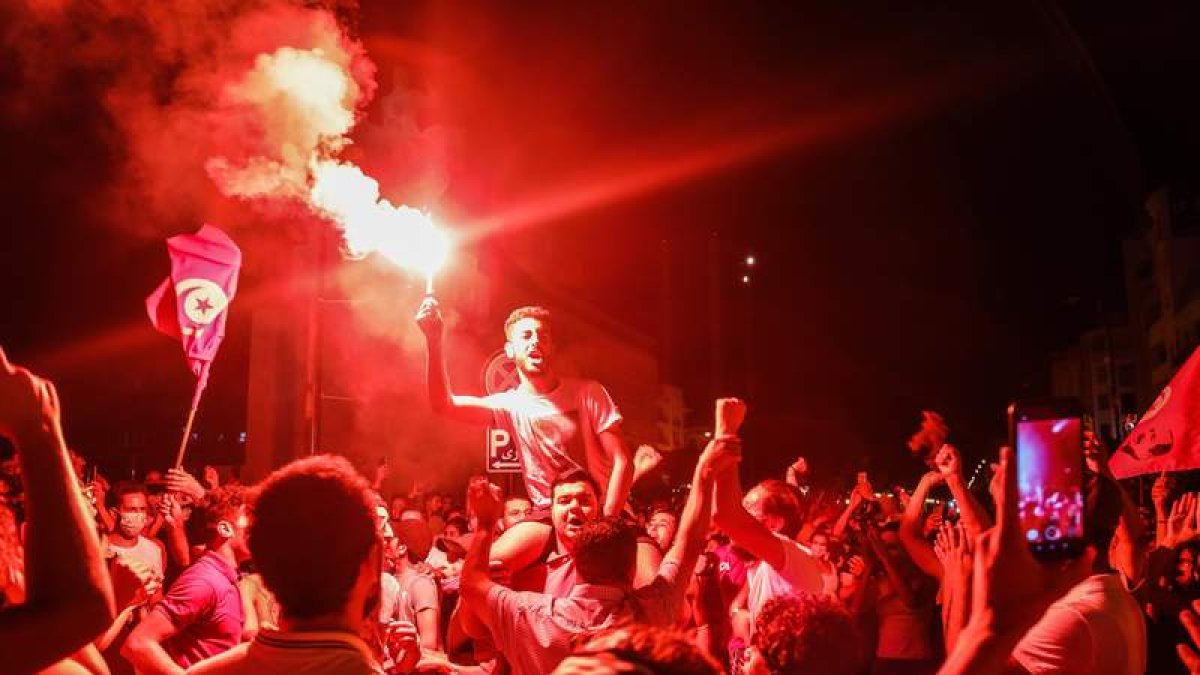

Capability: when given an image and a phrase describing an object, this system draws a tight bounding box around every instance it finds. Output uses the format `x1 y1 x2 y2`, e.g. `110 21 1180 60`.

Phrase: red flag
145 224 242 394
1110 346 1200 478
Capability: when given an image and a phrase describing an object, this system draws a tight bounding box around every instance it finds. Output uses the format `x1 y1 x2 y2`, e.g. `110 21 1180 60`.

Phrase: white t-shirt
187 630 382 674
746 534 824 631
110 535 165 579
379 570 439 624
1012 573 1146 675
379 573 401 623
486 378 623 508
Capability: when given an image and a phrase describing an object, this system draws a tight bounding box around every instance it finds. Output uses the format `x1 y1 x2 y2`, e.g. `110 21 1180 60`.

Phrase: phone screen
1015 416 1084 557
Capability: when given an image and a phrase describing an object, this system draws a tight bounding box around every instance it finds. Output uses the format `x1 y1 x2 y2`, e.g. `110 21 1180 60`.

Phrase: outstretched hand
0 346 61 439
1166 493 1200 548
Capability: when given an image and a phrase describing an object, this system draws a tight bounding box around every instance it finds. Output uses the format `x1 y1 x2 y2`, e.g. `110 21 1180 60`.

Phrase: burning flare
311 161 451 288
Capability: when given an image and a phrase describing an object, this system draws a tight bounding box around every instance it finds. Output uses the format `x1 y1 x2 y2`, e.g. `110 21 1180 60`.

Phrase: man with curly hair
124 486 249 674
744 593 862 675
188 455 386 674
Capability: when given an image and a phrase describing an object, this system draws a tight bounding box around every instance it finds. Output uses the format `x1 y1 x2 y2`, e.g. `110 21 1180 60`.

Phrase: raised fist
633 444 663 476
934 444 962 479
467 477 503 525
715 398 747 437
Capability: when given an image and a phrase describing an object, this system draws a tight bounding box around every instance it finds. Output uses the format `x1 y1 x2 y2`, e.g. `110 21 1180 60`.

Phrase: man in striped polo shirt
187 456 388 675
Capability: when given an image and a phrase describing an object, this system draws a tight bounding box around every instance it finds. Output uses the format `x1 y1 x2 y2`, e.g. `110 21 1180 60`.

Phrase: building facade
1051 325 1138 441
1123 185 1200 406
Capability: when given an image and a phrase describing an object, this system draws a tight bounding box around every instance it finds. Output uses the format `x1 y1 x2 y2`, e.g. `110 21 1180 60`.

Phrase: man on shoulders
458 416 740 674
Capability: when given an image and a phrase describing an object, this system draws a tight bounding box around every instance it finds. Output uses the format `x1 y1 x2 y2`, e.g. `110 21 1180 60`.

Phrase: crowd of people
1 302 1199 674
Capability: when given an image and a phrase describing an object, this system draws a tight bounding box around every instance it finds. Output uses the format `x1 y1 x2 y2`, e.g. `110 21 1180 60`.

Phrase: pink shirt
156 552 244 668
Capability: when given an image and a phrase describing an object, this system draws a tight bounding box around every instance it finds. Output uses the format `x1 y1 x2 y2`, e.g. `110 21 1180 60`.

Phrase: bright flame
311 160 451 278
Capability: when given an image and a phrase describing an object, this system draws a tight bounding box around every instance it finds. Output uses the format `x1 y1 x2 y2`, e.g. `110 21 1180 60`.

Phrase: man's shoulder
1056 574 1139 616
186 643 251 674
188 634 383 675
567 377 604 393
487 583 553 614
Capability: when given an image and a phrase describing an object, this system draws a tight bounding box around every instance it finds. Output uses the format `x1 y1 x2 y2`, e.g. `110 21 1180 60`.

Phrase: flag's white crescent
175 278 229 326
1141 385 1171 423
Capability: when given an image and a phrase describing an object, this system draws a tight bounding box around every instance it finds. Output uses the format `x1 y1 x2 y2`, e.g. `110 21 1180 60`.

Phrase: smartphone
1008 399 1085 560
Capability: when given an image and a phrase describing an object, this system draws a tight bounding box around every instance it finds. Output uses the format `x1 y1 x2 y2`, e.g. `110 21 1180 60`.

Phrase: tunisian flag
145 224 242 394
1110 346 1200 478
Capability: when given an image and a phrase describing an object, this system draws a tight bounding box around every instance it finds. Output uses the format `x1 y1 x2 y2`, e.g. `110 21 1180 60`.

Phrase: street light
745 255 756 266
741 275 750 284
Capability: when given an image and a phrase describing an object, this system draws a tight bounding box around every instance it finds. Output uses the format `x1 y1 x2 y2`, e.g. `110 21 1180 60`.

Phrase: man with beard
124 487 249 674
416 302 634 518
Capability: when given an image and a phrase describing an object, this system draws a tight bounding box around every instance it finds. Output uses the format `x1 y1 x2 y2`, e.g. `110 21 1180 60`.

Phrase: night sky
1 1 1198 488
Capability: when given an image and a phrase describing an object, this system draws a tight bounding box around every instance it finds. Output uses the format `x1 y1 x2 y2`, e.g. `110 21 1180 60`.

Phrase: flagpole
174 362 210 469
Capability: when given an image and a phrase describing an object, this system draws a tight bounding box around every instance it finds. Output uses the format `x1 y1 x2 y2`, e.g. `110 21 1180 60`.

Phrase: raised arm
665 418 742 579
832 489 865 540
416 298 501 425
460 478 503 613
708 401 799 573
934 445 991 539
599 427 634 517
938 448 1092 675
705 396 792 564
898 472 944 579
157 493 191 568
712 466 786 570
1152 473 1171 547
0 349 115 674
